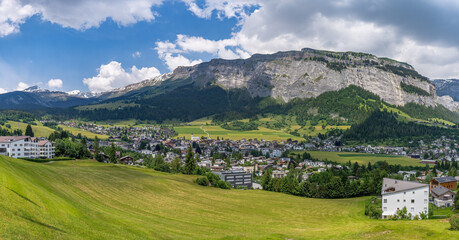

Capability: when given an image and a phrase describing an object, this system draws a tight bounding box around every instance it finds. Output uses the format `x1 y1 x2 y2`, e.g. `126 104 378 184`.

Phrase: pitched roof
431 185 453 196
433 176 457 183
381 178 428 195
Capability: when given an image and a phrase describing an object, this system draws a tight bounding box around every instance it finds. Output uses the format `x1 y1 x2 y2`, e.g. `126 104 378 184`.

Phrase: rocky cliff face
155 48 458 111
433 79 459 102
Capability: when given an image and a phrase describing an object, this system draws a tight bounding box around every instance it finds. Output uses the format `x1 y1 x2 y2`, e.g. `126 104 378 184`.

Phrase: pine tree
109 142 117 163
25 124 34 137
93 136 101 161
184 145 196 174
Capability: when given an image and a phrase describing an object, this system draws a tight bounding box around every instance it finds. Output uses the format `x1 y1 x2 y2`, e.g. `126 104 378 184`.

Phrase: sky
1 0 459 94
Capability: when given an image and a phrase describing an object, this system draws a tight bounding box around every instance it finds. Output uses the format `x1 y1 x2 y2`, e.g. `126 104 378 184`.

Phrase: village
1 121 458 220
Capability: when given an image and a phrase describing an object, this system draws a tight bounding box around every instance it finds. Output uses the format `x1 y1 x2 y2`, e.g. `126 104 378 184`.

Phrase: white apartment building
381 178 429 219
0 136 55 159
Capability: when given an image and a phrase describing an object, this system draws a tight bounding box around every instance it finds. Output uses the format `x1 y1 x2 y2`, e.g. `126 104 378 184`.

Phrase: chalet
430 176 457 191
381 178 429 219
119 155 134 165
431 185 455 207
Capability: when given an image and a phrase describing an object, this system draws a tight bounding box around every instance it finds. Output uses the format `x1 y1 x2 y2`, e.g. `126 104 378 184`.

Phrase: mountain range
1 48 458 123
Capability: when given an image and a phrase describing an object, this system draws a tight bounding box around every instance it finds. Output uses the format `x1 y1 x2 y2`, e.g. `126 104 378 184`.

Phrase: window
411 207 414 212
404 192 406 195
411 199 415 203
397 199 400 202
424 199 428 204
383 199 387 203
412 191 415 194
383 207 387 211
424 207 427 211
424 191 428 196
404 199 406 202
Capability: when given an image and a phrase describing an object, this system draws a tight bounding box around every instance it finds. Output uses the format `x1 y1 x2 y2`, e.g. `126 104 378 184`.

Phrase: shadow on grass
18 215 67 233
5 187 39 207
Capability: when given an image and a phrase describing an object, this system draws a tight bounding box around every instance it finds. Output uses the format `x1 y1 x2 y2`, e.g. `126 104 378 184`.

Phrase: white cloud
155 34 250 71
182 0 259 20
16 82 29 91
47 78 63 89
132 51 142 58
0 0 36 37
0 88 7 94
0 0 164 37
83 61 160 93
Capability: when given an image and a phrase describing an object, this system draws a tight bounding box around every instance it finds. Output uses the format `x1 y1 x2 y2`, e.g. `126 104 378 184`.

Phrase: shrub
217 180 232 189
196 176 209 186
365 197 382 219
450 214 459 230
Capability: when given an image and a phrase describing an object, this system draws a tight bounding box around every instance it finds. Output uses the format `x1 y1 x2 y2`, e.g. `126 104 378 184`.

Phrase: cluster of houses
0 136 54 159
381 176 457 219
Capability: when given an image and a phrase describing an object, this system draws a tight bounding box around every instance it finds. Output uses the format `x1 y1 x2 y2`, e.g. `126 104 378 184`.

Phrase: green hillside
0 156 457 239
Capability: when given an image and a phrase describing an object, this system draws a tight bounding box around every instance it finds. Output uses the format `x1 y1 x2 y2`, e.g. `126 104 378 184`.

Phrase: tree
93 136 102 162
450 214 459 230
449 167 458 177
195 144 202 154
184 145 197 174
109 142 117 163
170 157 182 173
25 124 34 137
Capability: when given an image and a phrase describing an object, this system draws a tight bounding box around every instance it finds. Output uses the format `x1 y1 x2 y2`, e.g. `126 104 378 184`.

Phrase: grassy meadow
292 151 425 167
0 156 457 239
57 124 109 140
6 121 55 138
174 125 304 141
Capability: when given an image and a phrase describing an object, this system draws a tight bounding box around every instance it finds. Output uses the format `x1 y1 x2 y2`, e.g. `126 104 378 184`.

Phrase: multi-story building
430 176 457 191
0 136 54 159
214 170 253 189
381 178 429 219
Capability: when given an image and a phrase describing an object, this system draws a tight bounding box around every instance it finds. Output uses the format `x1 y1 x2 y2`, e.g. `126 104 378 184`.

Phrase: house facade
381 178 429 219
431 185 455 207
430 176 457 191
0 136 55 159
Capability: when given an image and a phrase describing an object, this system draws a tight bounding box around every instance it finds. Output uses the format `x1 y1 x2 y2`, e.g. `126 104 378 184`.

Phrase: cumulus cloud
0 0 36 37
0 88 7 94
182 0 259 19
83 61 160 93
155 34 250 71
47 78 63 89
0 0 163 37
15 82 29 91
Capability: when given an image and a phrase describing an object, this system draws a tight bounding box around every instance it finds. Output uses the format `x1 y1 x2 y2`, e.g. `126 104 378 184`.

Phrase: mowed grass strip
0 156 457 239
293 151 425 167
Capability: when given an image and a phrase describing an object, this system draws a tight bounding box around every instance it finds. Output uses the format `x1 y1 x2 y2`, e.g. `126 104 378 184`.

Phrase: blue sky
1 0 459 93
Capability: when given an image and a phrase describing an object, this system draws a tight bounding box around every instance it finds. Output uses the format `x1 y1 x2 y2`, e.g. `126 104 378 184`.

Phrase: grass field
6 121 55 138
58 125 109 140
292 151 425 167
0 156 457 239
174 125 304 141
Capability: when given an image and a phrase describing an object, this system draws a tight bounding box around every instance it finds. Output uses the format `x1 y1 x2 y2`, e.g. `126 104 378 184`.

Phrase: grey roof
433 176 457 183
431 185 452 196
382 178 428 195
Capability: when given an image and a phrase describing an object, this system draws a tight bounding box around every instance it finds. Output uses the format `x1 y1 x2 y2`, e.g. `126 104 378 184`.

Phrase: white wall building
0 136 54 159
381 178 429 219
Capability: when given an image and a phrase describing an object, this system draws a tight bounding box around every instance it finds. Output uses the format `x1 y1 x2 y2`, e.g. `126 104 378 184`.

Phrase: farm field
57 124 109 139
174 125 303 141
0 156 457 239
292 151 425 167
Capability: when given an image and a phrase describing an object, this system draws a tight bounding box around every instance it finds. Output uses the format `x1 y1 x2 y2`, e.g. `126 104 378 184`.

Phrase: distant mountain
67 90 100 98
74 48 459 123
0 86 97 110
433 79 459 101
